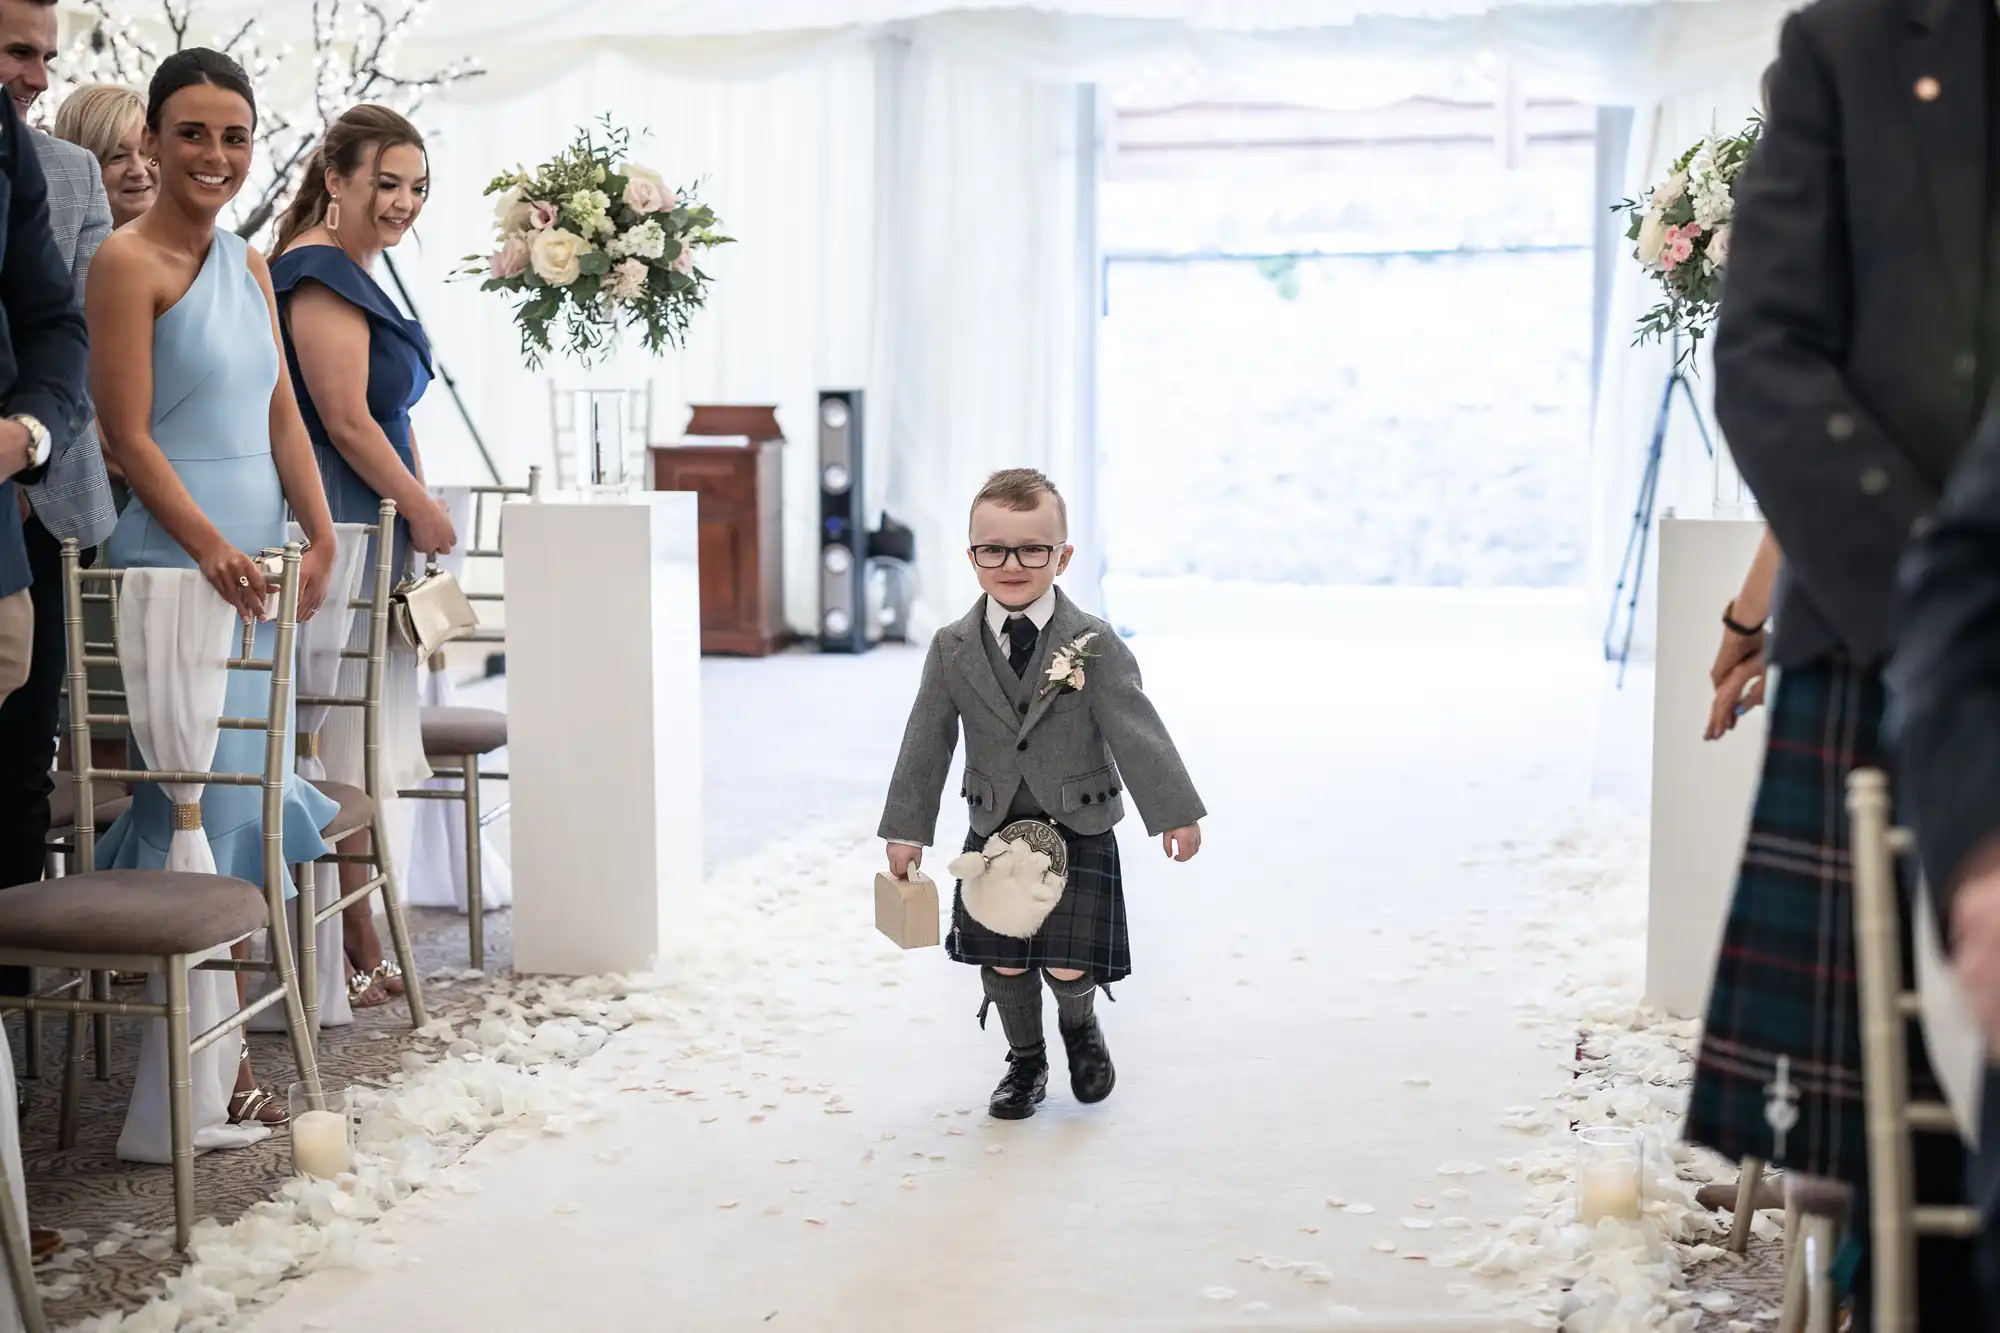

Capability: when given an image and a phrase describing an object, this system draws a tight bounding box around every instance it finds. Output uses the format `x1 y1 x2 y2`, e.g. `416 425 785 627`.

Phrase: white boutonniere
1040 631 1101 698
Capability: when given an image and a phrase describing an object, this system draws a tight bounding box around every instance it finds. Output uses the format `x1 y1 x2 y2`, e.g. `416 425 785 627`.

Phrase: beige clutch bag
875 871 940 949
391 560 479 659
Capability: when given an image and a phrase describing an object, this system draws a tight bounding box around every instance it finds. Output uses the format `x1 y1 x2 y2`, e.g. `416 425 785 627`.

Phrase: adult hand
1162 824 1201 862
297 539 336 622
1711 620 1764 688
886 842 923 879
1951 865 2000 1050
408 496 458 557
197 542 268 622
0 418 30 480
1704 654 1768 741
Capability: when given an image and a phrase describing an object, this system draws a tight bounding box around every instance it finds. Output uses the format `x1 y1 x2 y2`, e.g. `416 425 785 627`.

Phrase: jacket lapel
1905 0 1987 322
1016 590 1086 743
952 599 1018 726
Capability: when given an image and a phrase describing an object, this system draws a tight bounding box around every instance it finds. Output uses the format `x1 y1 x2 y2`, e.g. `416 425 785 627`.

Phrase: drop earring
325 197 342 233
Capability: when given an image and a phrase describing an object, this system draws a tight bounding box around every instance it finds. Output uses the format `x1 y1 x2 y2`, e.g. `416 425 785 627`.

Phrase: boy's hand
1162 824 1201 862
887 842 924 879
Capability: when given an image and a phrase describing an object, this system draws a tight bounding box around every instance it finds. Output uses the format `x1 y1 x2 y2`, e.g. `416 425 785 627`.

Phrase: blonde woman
53 83 156 229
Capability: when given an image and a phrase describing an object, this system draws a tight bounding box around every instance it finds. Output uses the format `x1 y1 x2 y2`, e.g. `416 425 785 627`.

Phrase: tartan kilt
1684 659 1947 1184
946 822 1130 983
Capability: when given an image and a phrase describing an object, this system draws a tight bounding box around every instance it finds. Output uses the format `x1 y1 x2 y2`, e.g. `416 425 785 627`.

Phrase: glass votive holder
287 1082 356 1180
1576 1125 1644 1224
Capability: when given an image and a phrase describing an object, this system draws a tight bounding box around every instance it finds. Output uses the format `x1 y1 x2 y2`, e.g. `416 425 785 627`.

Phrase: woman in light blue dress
86 49 339 1136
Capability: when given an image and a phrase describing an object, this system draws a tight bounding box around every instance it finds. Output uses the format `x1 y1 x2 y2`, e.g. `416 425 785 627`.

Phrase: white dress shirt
985 586 1057 646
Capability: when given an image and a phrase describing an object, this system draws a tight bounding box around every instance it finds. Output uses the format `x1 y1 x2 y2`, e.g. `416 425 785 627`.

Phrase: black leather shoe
989 1048 1048 1120
1061 1016 1116 1104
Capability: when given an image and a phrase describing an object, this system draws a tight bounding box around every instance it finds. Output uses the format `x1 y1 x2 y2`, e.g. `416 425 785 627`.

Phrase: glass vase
287 1082 357 1179
1576 1125 1644 1224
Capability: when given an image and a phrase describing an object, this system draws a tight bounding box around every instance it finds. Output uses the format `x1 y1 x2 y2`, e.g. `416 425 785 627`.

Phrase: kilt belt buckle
949 818 1069 940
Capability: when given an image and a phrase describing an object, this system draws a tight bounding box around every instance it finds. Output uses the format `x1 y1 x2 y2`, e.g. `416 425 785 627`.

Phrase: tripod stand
1603 335 1715 686
381 252 501 485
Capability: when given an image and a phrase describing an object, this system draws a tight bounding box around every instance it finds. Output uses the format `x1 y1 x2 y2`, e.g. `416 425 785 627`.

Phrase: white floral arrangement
1616 117 1761 367
466 117 731 368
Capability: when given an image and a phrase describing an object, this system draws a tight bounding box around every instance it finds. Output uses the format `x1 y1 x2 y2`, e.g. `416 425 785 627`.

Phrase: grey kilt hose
948 822 1129 983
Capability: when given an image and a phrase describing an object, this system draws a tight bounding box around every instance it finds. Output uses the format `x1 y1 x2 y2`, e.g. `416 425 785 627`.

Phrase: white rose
1636 210 1669 269
1649 170 1687 210
530 227 589 287
493 185 531 236
1706 224 1732 272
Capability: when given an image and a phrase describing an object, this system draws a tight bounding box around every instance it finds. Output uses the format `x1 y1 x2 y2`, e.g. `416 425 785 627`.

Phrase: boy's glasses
970 543 1062 569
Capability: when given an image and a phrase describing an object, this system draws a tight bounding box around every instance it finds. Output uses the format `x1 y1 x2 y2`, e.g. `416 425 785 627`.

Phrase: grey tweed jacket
24 131 114 547
879 587 1205 847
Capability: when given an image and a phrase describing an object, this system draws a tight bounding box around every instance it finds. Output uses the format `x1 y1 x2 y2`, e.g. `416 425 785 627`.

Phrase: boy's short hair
970 468 1068 535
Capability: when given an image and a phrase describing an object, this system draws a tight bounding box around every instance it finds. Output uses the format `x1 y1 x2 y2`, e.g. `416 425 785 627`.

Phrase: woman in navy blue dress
270 105 456 1009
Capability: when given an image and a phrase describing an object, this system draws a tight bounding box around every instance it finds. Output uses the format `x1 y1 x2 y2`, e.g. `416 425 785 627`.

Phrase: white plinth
505 492 702 976
1647 515 1768 1018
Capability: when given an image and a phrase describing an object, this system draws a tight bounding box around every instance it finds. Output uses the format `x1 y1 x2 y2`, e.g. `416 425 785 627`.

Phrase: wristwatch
9 415 50 474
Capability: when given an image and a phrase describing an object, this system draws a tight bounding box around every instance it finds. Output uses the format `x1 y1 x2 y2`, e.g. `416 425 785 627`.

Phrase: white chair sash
248 523 369 1032
114 569 269 1163
406 487 512 914
1916 877 1984 1145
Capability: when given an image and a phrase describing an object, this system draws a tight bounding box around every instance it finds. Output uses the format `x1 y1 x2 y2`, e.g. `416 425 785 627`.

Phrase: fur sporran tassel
950 831 1067 939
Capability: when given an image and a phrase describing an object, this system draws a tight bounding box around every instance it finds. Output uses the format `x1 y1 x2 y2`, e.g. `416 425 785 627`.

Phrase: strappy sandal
371 959 406 998
226 1086 288 1128
347 970 394 1009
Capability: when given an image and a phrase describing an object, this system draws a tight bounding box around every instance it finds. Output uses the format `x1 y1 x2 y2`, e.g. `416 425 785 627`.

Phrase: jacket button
1955 351 1978 380
1018 702 1028 715
1110 787 1120 797
1080 793 1093 804
1827 413 1855 440
1860 467 1888 495
1017 740 1028 751
1097 792 1107 802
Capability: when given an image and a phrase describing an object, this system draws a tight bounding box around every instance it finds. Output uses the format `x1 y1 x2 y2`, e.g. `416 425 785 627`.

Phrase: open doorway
1096 68 1598 637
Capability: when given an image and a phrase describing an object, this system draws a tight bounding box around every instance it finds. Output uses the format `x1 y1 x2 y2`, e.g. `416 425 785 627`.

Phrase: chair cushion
311 780 375 842
421 706 507 757
0 871 266 957
49 776 130 829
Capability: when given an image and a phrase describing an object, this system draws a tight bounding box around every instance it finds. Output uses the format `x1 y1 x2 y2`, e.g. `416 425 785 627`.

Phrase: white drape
114 570 269 1164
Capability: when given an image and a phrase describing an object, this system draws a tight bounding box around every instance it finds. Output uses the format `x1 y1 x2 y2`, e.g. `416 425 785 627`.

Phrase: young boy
879 468 1205 1119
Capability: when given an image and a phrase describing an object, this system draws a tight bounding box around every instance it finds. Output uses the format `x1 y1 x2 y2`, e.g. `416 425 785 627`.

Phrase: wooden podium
649 405 788 657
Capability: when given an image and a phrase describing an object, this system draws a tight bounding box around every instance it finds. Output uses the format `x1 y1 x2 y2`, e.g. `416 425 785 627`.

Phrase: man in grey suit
0 0 115 911
881 469 1203 1120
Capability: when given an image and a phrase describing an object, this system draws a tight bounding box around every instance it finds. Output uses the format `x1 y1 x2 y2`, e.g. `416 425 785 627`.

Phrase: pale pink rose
672 244 695 276
1066 667 1086 692
1661 222 1701 272
608 257 648 302
622 164 672 215
528 200 559 231
490 232 530 280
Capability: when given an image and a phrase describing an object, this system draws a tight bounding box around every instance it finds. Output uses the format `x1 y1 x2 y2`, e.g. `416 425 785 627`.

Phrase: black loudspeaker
818 390 868 652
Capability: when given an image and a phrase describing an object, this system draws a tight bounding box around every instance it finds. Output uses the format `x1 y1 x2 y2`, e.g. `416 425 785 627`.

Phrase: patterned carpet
13 904 510 1325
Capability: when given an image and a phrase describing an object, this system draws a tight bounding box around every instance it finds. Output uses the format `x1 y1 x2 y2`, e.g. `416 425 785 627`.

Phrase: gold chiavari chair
0 542 324 1249
402 467 540 970
294 501 426 1034
1846 768 1982 1333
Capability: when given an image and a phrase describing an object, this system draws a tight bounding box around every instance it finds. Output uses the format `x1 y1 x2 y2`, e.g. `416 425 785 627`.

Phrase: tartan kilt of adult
947 822 1131 984
1684 659 1947 1184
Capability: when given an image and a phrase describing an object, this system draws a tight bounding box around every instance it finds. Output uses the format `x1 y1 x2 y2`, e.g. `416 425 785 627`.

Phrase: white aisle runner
246 635 1605 1331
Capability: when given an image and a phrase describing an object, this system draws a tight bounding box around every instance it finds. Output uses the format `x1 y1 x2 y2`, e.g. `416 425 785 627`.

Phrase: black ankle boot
1061 1016 1116 1104
989 1046 1049 1120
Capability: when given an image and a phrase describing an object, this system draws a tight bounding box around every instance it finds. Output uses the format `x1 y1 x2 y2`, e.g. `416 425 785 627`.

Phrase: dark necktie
1005 614 1039 678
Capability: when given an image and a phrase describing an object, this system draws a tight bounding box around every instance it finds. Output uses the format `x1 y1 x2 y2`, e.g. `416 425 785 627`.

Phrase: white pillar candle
1579 1162 1643 1224
291 1108 353 1179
